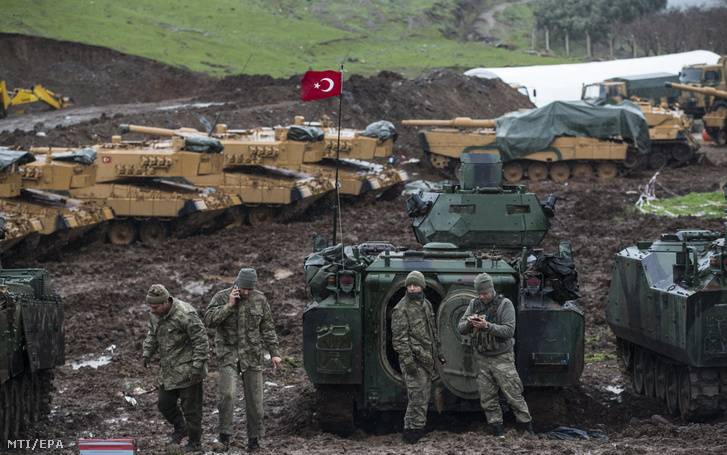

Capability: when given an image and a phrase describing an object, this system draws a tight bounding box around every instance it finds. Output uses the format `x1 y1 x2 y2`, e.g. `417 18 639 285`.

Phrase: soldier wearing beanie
458 273 534 438
142 284 209 452
391 271 446 444
204 268 281 452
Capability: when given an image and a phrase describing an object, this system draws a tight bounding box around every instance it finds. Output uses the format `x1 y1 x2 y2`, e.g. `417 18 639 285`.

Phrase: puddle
69 355 112 370
604 385 624 394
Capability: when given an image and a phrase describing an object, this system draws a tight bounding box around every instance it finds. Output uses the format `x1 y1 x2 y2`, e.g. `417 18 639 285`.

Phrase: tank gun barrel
402 117 496 128
119 124 205 137
665 82 727 99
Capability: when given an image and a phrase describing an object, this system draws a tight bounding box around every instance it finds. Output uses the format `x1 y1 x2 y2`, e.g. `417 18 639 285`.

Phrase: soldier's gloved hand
190 368 205 382
404 361 418 376
142 357 150 370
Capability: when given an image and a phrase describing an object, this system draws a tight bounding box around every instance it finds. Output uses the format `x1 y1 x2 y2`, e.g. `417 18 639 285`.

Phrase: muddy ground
3 34 727 454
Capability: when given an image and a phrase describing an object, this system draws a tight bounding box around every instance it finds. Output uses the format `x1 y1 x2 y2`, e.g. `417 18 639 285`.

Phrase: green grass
0 0 573 78
635 191 727 218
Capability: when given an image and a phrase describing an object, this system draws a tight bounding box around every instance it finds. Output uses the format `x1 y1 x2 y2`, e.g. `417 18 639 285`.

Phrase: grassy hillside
1 0 571 78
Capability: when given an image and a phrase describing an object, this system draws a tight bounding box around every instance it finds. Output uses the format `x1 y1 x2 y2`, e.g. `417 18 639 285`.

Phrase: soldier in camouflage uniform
204 268 281 452
391 271 446 444
142 284 209 453
457 272 535 438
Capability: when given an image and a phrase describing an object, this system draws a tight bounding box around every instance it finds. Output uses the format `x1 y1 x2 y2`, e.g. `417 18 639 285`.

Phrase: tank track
1 369 54 445
617 338 727 420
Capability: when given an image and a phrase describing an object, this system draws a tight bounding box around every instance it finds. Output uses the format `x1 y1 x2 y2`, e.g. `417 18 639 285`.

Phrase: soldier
391 271 446 444
204 268 281 452
141 284 209 453
457 272 535 437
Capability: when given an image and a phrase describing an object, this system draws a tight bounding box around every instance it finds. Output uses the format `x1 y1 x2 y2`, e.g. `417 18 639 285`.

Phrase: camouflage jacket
203 287 280 371
391 295 442 371
142 298 209 390
457 292 516 356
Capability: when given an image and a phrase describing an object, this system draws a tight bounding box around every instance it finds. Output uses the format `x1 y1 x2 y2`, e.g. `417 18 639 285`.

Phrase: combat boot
402 428 417 444
248 438 262 451
519 420 535 436
413 428 427 443
181 439 202 452
166 422 189 444
212 433 230 451
492 424 505 438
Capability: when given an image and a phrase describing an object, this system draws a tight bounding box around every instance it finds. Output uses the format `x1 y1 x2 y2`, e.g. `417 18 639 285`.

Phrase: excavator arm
0 81 70 117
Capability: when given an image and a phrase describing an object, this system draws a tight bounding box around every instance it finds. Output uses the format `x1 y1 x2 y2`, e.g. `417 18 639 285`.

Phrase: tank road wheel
596 162 618 180
314 385 355 437
503 163 523 182
643 352 656 398
632 347 645 394
550 162 570 182
716 128 727 147
139 220 168 244
572 163 593 179
648 151 668 169
671 144 693 165
108 220 136 245
678 367 698 420
528 162 548 181
665 366 679 415
655 359 666 401
623 148 640 169
617 338 633 372
247 206 274 227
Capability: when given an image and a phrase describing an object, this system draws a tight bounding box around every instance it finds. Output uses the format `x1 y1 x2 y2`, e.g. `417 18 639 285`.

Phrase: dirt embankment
2 33 727 455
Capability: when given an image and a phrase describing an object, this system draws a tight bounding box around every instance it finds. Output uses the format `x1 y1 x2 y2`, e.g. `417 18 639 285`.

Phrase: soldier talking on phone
457 272 535 438
204 268 281 452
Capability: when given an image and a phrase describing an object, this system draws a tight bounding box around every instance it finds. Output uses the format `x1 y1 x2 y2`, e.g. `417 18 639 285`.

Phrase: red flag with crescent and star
300 70 342 101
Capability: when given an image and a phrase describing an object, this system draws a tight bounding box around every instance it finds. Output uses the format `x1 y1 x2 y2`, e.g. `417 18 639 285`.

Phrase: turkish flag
300 70 342 101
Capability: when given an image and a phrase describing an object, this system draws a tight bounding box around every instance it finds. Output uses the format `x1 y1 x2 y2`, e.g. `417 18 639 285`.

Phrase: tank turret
302 152 584 435
666 82 727 146
408 153 552 250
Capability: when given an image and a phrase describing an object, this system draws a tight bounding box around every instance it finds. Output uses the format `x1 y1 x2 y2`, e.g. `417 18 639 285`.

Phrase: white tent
465 50 721 107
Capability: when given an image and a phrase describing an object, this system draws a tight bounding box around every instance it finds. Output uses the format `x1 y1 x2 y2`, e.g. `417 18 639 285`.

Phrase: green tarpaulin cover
494 100 651 161
0 150 35 171
52 147 97 165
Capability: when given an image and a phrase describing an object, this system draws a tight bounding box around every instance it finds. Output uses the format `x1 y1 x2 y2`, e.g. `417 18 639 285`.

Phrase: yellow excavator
0 80 70 117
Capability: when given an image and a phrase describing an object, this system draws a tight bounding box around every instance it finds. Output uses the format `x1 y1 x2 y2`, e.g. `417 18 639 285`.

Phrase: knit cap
236 268 258 289
146 284 170 304
474 273 494 294
405 271 426 289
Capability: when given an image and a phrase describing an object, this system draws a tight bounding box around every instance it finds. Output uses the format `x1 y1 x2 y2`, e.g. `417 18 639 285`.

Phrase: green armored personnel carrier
0 257 64 445
302 152 585 434
606 193 727 420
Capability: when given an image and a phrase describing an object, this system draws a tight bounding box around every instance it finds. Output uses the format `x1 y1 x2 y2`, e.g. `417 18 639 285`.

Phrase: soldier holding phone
458 272 534 438
204 268 281 451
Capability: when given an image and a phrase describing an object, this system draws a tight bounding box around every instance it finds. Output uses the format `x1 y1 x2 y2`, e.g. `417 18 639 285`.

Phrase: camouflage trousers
218 364 264 438
158 382 203 441
400 362 433 430
474 350 531 426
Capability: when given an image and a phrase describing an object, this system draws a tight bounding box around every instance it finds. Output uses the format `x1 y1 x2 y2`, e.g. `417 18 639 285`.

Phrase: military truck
403 100 651 182
35 135 243 244
676 56 726 119
303 152 585 434
0 259 64 445
606 203 727 419
581 73 680 107
666 83 727 146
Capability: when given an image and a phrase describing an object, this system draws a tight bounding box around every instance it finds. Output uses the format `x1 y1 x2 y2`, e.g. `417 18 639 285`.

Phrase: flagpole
332 63 343 245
